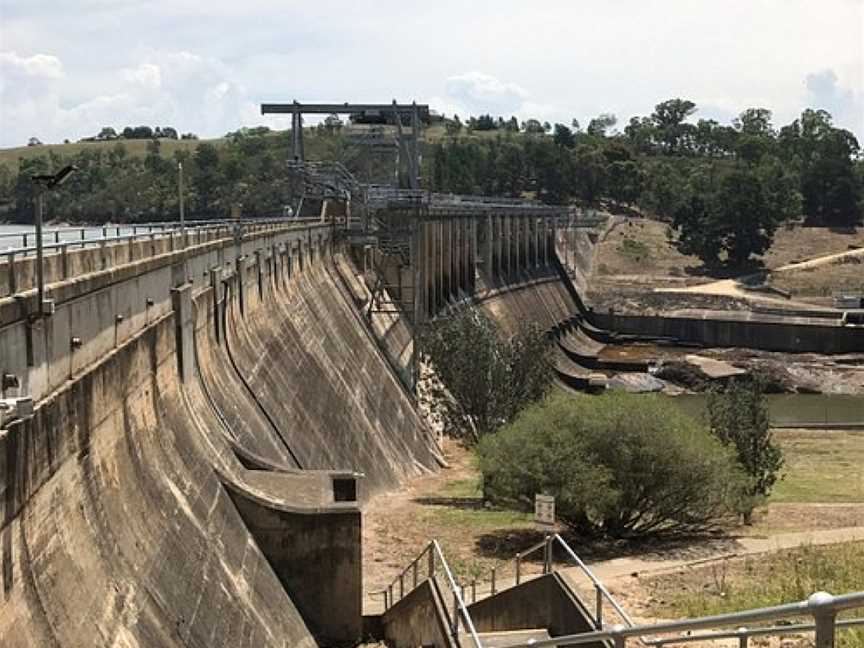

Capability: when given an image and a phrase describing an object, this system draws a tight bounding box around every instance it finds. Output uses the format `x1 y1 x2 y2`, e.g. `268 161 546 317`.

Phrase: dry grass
0 137 219 167
770 429 864 504
592 218 864 293
769 256 864 299
645 542 864 648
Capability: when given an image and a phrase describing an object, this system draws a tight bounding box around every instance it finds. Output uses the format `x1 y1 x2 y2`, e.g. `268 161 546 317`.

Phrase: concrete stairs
476 628 553 646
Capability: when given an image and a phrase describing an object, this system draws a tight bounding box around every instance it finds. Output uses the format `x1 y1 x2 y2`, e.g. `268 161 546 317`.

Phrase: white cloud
444 71 528 116
0 1 861 147
804 68 863 135
0 51 64 79
122 63 161 90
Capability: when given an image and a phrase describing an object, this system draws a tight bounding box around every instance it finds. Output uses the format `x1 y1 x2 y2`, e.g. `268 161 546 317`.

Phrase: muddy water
671 393 864 427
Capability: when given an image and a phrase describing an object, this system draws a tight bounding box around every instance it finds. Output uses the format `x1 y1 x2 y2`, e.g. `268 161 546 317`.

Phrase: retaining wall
592 310 864 354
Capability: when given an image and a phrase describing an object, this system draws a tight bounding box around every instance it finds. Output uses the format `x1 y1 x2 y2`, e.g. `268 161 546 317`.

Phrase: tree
478 392 746 538
553 123 575 148
418 306 552 442
571 144 607 204
669 165 793 267
707 379 784 522
651 99 697 154
523 119 545 134
97 127 118 141
475 114 498 131
776 109 861 225
586 113 617 138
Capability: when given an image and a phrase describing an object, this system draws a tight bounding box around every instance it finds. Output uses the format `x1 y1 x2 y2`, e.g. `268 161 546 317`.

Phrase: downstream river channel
672 393 864 427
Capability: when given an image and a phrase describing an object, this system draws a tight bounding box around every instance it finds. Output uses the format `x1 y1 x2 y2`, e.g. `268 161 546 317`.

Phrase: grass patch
437 477 482 499
649 543 864 648
618 237 651 261
423 506 533 530
771 430 864 504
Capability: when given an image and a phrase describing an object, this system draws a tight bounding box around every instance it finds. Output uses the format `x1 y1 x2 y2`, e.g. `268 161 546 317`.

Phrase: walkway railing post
515 553 521 585
612 624 627 648
596 585 604 629
810 592 837 648
737 626 749 648
428 545 435 578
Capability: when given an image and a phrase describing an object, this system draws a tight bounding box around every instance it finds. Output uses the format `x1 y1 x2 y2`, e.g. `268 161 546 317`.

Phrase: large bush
477 392 746 538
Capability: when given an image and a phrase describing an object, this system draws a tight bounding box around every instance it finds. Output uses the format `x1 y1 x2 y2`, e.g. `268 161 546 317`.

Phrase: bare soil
590 217 864 310
362 434 864 614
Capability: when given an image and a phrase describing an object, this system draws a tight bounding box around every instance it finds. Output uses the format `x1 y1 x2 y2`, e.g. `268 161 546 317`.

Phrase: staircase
367 533 864 648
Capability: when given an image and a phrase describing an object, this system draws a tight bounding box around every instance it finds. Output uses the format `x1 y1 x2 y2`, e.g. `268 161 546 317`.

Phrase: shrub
477 392 746 538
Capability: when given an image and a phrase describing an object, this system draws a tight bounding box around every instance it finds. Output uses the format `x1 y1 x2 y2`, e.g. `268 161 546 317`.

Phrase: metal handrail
647 617 864 647
499 591 864 648
551 533 635 628
371 539 484 647
0 218 318 259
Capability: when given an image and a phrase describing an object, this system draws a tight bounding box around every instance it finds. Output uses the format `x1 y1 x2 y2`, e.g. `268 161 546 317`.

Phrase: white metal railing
464 533 634 631
372 539 484 647
500 591 864 648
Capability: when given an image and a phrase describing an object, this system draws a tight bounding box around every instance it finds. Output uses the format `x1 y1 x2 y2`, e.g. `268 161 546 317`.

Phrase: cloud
804 68 863 134
444 71 529 116
0 51 64 79
0 48 260 146
122 63 162 90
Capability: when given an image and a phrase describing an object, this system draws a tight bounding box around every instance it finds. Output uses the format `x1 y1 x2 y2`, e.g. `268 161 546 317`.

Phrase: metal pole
178 162 186 243
491 567 497 596
737 627 749 648
596 586 604 629
811 593 837 648
35 190 45 314
515 554 521 585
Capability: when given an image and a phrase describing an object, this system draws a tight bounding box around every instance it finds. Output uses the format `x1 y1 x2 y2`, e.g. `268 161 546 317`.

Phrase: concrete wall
0 217 442 647
0 315 319 648
381 578 458 648
227 479 362 646
219 241 440 494
467 573 604 648
592 310 864 354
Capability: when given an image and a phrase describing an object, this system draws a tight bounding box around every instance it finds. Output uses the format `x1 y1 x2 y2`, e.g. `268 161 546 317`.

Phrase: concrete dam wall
0 222 439 647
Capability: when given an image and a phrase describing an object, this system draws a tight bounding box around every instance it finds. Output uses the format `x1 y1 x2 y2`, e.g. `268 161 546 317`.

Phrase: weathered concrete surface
380 578 457 648
226 476 362 646
222 247 439 494
467 573 602 648
0 220 442 647
0 316 318 647
591 309 864 354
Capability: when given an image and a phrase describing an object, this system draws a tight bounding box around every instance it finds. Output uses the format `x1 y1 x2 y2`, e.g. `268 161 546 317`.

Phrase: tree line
2 99 861 267
432 100 863 267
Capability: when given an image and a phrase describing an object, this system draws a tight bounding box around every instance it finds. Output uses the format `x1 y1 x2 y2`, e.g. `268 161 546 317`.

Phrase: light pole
31 165 77 316
178 162 185 235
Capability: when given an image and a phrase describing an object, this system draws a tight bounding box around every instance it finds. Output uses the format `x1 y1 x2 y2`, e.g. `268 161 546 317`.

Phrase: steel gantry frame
260 101 430 190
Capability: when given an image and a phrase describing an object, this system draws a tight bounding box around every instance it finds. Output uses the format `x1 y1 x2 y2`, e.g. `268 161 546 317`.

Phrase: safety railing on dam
0 216 322 298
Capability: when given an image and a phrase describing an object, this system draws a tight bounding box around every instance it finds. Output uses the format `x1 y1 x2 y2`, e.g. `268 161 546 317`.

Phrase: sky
0 0 862 148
